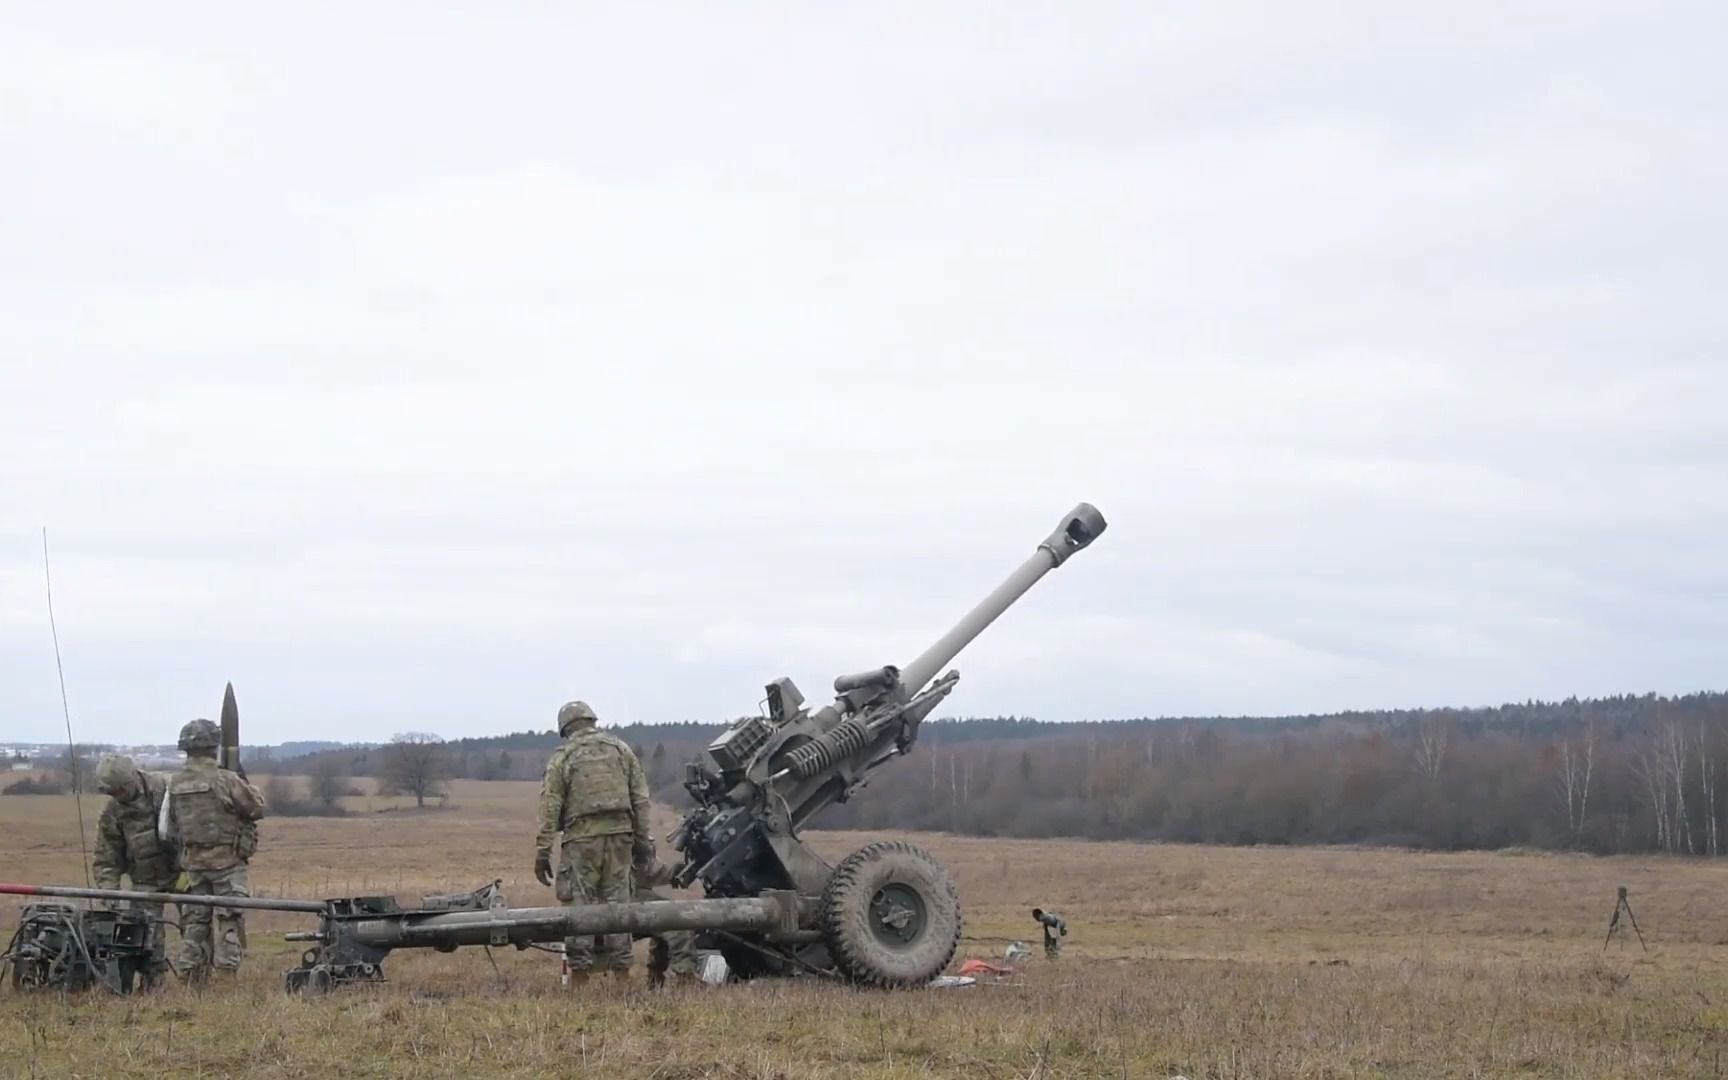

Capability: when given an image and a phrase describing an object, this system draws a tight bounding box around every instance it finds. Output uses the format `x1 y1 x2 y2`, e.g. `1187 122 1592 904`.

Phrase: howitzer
670 502 1107 985
1 501 1107 992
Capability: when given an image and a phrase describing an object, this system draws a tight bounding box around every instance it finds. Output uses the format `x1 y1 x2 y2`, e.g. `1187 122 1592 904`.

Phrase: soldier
92 754 176 985
644 920 699 987
1032 907 1066 958
534 700 651 982
633 860 699 987
163 718 265 983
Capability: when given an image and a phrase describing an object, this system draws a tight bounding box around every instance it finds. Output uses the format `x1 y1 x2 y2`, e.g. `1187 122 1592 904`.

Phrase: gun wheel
821 840 961 988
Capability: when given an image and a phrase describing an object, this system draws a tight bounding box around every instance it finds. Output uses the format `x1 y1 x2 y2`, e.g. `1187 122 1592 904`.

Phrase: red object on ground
958 958 1018 977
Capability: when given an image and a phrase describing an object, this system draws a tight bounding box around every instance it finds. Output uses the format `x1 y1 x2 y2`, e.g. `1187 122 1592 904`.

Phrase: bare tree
1658 710 1694 855
378 733 448 809
307 755 353 810
1414 715 1451 782
1703 717 1720 857
262 773 301 810
54 744 110 794
1556 727 1595 848
947 753 958 827
1633 724 1687 854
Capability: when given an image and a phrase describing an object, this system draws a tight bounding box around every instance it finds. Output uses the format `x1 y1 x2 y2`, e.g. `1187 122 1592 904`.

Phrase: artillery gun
672 502 1107 984
0 502 1106 992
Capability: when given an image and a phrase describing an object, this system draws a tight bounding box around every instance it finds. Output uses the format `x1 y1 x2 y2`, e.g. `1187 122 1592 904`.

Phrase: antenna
42 527 91 887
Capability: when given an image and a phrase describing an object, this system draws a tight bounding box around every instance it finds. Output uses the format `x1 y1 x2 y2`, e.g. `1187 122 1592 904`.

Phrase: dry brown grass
4 777 1728 1077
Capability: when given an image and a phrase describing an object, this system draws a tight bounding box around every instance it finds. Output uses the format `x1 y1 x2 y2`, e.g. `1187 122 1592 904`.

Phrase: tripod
1603 886 1647 952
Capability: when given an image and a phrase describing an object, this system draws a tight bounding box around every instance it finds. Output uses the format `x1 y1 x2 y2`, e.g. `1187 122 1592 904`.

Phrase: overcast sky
3 3 1723 746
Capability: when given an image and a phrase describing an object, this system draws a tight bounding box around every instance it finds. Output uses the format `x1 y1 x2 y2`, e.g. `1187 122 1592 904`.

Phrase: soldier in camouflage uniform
535 700 651 980
1032 907 1066 958
92 754 176 985
633 861 699 987
643 920 699 986
163 718 266 983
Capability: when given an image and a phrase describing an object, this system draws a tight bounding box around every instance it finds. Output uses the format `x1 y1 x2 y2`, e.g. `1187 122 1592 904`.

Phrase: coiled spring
782 716 873 779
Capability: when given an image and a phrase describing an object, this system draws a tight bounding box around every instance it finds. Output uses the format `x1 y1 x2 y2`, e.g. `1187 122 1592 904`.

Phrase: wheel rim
868 883 927 949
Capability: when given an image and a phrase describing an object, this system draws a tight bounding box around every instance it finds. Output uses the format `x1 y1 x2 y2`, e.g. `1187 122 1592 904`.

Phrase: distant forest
254 692 1728 857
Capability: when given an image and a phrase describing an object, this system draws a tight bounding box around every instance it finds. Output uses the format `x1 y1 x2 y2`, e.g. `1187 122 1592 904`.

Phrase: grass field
4 776 1728 1077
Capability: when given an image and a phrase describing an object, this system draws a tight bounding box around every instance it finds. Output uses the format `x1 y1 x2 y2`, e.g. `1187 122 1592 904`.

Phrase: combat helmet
96 753 140 796
178 718 221 752
557 700 598 735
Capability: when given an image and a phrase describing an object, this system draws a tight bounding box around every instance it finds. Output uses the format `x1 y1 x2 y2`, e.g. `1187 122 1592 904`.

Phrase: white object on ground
698 953 730 985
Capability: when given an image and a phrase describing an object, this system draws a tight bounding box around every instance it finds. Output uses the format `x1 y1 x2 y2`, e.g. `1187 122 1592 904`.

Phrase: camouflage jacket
535 728 650 856
1036 911 1067 941
92 771 175 890
164 757 266 872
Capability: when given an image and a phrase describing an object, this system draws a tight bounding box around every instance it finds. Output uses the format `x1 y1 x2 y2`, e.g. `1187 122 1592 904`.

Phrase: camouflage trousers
174 865 249 982
558 834 632 973
102 883 175 986
635 886 698 986
131 892 174 983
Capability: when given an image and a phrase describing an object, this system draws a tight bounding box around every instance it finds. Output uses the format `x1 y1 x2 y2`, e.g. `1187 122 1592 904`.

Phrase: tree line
233 691 1728 855
819 692 1728 855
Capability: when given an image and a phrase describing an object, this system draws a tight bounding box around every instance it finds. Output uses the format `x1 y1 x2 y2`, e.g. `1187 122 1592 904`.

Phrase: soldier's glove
632 836 655 871
636 859 675 888
533 851 553 888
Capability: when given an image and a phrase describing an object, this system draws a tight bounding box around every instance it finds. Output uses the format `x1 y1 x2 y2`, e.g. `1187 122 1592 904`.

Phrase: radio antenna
43 527 91 887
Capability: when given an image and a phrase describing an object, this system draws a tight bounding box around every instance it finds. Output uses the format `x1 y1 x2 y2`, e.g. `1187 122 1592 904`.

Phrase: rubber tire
821 840 961 988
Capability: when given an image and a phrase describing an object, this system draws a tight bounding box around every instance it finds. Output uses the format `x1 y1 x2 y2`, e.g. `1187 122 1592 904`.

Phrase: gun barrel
0 881 327 914
899 503 1106 695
